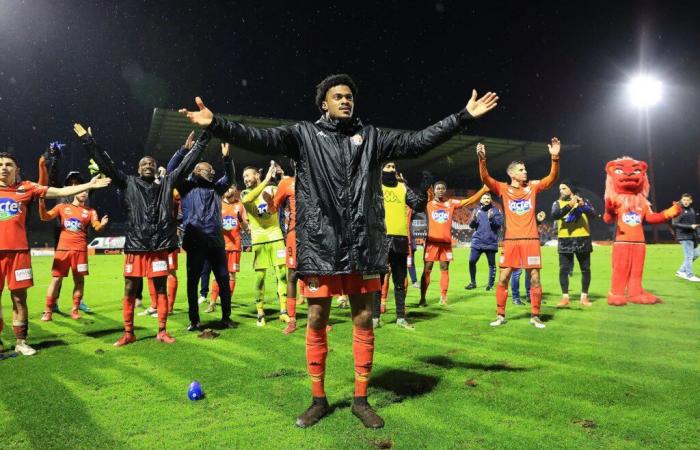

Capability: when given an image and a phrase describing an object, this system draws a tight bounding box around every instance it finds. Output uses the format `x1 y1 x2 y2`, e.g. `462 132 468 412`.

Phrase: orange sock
45 295 56 312
211 280 220 302
381 274 390 301
229 279 236 297
440 270 449 297
530 285 542 316
287 297 296 319
12 320 28 340
306 326 328 397
148 278 157 310
72 295 81 309
352 326 375 397
157 293 168 331
496 284 508 316
123 296 136 333
167 274 177 311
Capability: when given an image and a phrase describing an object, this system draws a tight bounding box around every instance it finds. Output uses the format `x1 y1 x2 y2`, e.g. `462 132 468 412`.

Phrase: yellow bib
383 184 408 236
556 199 591 238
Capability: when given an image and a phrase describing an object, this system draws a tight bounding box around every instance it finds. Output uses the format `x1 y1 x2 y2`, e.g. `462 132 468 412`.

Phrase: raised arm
214 142 236 195
179 97 299 158
166 131 195 174
476 143 502 195
45 176 111 199
39 202 59 221
457 185 489 208
534 138 561 191
272 177 291 211
377 90 498 161
74 123 127 189
169 131 211 188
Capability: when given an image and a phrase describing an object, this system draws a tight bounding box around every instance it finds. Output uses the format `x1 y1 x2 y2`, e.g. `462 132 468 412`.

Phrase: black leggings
559 252 591 294
373 250 408 319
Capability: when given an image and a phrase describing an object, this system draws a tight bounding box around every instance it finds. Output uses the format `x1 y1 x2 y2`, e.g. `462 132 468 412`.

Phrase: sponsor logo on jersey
383 191 401 203
508 198 532 216
0 198 22 221
622 211 642 226
222 215 238 230
431 209 450 224
256 203 269 216
64 217 83 232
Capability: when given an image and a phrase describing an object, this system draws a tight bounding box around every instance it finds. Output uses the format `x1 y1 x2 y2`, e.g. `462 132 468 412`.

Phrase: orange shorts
499 239 542 269
424 242 453 262
227 250 241 273
286 229 296 269
302 273 381 298
52 250 89 277
123 251 170 278
167 249 179 270
0 251 33 290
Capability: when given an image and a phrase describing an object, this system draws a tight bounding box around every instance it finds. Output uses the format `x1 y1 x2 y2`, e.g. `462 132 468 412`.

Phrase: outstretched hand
548 137 561 157
100 215 109 226
264 161 276 182
88 175 111 189
476 142 486 160
178 97 214 128
466 90 498 118
73 123 92 138
221 142 230 157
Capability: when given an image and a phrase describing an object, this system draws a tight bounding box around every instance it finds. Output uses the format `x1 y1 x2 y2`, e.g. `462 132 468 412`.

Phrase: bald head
138 156 157 180
194 162 215 182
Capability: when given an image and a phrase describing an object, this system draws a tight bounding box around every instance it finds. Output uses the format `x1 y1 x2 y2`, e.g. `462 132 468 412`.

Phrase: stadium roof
145 108 567 185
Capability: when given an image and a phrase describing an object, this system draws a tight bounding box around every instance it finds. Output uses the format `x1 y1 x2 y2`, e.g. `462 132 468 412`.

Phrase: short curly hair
315 74 358 112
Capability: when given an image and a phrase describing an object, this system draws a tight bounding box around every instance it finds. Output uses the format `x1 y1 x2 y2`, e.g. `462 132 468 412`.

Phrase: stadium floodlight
627 75 662 108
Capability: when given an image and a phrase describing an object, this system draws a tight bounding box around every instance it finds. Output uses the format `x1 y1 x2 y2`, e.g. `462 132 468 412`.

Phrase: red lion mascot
603 157 681 305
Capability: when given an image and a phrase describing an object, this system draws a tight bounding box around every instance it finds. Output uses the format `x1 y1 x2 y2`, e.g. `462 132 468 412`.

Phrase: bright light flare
627 75 662 108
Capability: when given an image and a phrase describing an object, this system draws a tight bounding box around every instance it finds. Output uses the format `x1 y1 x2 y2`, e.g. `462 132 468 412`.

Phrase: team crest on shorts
351 134 363 146
307 276 320 292
622 211 641 226
508 198 532 216
431 209 449 224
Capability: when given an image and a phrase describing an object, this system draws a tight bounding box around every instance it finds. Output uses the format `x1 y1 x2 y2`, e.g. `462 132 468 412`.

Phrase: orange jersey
426 199 463 244
480 158 558 240
425 187 488 244
221 200 247 251
47 203 101 251
0 181 48 250
273 176 296 231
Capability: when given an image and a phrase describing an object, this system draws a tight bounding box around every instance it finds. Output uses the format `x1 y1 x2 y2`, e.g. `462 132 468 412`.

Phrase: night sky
1 0 699 217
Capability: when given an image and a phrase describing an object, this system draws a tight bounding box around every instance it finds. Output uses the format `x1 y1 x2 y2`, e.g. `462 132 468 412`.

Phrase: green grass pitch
0 245 699 449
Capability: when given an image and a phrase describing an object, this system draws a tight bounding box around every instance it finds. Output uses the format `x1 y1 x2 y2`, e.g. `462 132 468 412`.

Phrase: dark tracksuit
167 146 235 325
468 204 503 288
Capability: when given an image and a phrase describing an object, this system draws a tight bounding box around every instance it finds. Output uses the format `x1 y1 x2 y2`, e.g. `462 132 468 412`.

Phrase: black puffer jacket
208 111 474 276
81 132 210 253
673 205 698 242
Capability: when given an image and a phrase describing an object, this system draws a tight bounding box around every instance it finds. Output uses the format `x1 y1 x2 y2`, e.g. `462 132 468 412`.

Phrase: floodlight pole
643 108 660 244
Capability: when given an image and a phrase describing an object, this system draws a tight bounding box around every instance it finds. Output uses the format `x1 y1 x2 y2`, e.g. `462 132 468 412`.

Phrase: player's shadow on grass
32 339 69 350
369 369 439 406
406 310 439 321
421 355 528 372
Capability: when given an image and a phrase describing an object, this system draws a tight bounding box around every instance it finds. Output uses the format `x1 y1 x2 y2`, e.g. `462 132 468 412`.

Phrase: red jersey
222 200 247 251
480 158 558 240
0 181 48 250
46 203 101 251
273 176 296 231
